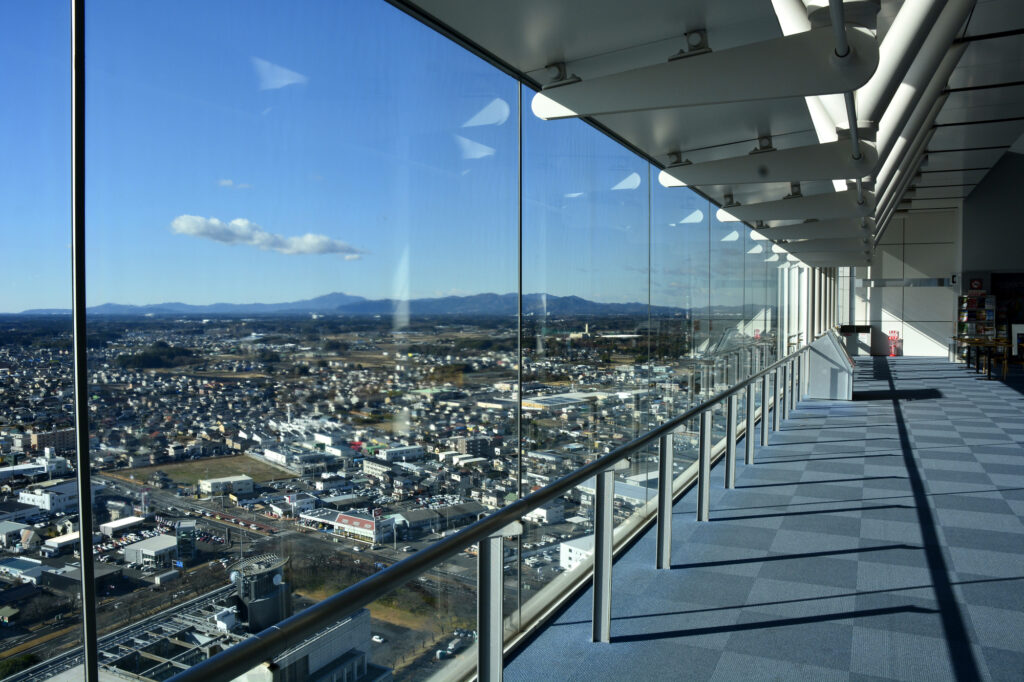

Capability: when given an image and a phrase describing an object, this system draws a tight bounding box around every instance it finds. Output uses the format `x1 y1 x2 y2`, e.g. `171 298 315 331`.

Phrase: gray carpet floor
504 357 1024 681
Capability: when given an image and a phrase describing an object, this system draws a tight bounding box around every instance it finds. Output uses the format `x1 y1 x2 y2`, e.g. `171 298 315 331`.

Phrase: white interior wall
848 209 960 356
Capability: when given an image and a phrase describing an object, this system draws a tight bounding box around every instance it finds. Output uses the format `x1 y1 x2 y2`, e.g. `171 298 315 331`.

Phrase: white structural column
875 45 963 197
857 0 947 124
874 0 975 164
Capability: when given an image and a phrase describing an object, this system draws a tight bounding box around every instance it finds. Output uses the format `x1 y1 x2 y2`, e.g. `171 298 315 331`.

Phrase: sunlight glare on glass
657 169 686 187
531 92 577 120
715 207 740 222
611 172 641 191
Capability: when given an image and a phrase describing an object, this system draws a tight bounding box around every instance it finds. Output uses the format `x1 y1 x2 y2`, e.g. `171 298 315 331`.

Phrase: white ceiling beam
874 141 932 245
875 0 975 165
856 0 947 124
875 41 964 191
877 127 937 219
780 237 870 252
661 140 876 185
755 218 872 241
531 27 878 119
875 93 946 204
726 189 874 222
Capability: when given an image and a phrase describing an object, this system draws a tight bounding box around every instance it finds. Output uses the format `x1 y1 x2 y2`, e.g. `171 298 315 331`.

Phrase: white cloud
218 179 234 187
251 57 308 90
462 98 510 127
218 179 251 189
170 215 363 258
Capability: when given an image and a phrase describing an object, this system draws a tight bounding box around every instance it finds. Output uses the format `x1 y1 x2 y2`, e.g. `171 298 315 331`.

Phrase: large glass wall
519 84 652 611
0 1 812 680
0 2 79 677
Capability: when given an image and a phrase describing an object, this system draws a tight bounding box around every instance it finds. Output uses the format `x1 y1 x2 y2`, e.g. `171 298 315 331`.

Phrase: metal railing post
760 373 770 447
725 394 737 489
773 367 782 432
697 410 712 521
784 362 792 420
657 433 673 570
788 359 796 413
478 521 520 682
593 468 614 642
745 383 755 465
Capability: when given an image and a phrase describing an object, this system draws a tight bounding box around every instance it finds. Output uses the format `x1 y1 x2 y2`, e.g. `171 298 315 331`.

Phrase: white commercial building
198 475 254 496
376 445 424 463
0 453 72 482
300 509 394 544
18 480 97 515
124 534 179 569
99 515 146 538
559 535 594 572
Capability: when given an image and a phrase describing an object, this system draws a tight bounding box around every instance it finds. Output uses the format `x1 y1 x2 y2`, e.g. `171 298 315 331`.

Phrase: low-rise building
198 475 254 496
300 509 394 544
123 534 179 569
559 535 594 572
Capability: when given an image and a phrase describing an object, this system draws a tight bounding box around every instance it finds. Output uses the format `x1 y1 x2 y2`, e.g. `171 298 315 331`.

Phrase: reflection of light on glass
564 192 584 198
680 209 703 223
453 135 495 159
392 246 410 330
611 172 641 191
747 244 764 254
765 254 780 262
715 208 739 222
462 98 510 127
771 244 787 253
531 92 577 119
787 254 800 261
657 170 686 187
750 230 768 240
720 230 739 242
394 407 411 437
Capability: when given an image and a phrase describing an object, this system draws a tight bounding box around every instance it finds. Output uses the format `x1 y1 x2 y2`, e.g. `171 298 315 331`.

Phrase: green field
111 455 293 486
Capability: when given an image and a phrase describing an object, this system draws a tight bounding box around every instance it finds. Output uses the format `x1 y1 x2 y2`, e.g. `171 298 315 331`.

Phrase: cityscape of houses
0 312 767 678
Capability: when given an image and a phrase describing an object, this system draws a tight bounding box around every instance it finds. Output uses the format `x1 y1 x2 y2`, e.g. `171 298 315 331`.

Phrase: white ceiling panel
402 0 1024 256
921 148 1007 171
910 185 974 199
916 169 990 186
960 0 1024 37
929 119 1024 150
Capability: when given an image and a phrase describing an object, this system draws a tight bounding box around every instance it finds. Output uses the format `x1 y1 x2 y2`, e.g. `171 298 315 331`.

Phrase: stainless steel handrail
170 344 807 682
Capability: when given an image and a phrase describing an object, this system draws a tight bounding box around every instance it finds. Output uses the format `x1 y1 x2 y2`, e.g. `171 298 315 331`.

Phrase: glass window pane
84 1 516 678
0 2 79 676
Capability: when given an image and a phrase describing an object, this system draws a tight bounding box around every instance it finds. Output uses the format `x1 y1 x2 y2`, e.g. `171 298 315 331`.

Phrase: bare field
108 455 293 486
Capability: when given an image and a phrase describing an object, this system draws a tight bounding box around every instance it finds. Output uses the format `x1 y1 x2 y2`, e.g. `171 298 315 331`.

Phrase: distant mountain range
19 292 690 317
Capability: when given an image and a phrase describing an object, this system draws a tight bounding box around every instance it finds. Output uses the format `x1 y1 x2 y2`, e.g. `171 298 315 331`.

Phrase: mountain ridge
18 292 700 316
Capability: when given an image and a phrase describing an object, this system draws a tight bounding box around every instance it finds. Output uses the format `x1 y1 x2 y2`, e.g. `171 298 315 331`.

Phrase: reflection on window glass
1 0 815 677
0 2 79 676
84 1 514 678
520 84 651 608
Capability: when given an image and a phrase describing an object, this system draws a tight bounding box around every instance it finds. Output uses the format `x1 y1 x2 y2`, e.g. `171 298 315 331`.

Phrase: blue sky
1 1 764 313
